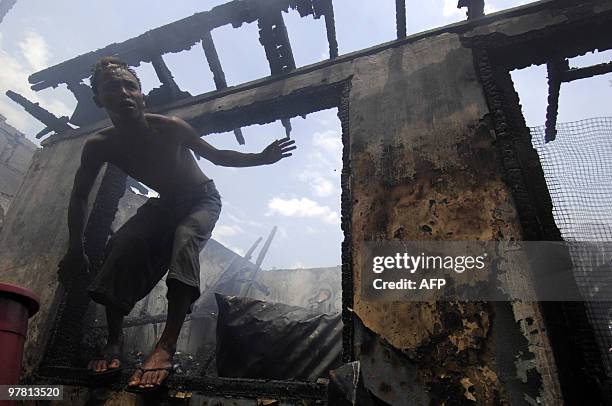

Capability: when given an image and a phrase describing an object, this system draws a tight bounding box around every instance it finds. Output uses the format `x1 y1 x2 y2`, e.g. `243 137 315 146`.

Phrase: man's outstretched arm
174 117 296 166
59 139 105 280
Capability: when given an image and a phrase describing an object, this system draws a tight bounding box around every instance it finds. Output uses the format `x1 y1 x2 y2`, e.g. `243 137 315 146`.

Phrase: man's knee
174 223 210 247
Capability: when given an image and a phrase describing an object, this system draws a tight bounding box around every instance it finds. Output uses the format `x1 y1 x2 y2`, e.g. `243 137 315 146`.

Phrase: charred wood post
562 61 612 82
544 58 612 143
244 226 277 297
458 0 485 20
258 8 296 135
6 90 72 139
315 0 338 59
201 29 245 145
147 53 191 107
258 9 296 75
544 59 567 142
151 54 181 95
396 0 407 39
201 30 227 89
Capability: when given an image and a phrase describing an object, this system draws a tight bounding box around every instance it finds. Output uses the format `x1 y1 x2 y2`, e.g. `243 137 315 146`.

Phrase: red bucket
0 282 40 385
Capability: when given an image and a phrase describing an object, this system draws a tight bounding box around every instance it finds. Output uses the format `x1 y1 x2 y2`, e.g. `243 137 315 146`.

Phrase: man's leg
87 306 124 372
127 279 193 388
128 187 220 388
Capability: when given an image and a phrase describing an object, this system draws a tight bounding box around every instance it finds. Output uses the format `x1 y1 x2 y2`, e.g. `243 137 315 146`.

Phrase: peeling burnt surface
40 165 127 369
468 10 612 401
493 301 542 405
35 366 328 400
411 302 501 404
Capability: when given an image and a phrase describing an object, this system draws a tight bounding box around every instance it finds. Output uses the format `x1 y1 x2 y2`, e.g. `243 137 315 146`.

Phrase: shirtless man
59 57 295 390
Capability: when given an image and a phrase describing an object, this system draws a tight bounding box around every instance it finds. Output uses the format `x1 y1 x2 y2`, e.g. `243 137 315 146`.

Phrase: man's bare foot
127 345 174 389
88 339 123 373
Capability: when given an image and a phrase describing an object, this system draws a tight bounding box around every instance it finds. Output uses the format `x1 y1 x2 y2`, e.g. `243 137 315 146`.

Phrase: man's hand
260 137 297 165
58 248 90 285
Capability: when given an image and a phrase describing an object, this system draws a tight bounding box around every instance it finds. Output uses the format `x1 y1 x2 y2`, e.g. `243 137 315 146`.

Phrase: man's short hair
90 56 141 95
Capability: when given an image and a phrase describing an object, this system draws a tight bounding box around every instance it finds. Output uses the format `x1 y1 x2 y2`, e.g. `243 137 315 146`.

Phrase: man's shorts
87 180 222 315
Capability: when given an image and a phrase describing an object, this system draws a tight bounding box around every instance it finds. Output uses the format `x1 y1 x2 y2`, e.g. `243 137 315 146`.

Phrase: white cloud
313 130 342 157
298 170 335 197
18 32 50 71
266 197 340 225
294 130 342 197
0 31 73 138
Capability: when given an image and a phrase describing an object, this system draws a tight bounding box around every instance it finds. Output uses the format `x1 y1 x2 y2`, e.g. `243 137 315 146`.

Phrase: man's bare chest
108 136 183 176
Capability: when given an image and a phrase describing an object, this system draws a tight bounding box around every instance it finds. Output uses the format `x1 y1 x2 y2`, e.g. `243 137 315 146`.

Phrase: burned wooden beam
147 53 192 107
27 0 302 91
314 0 338 59
544 59 567 143
6 90 72 138
281 118 292 138
244 226 277 297
201 30 245 144
150 54 182 96
258 9 296 75
28 0 259 91
232 128 246 145
201 30 228 89
396 0 407 39
561 61 612 82
458 0 485 20
543 59 611 143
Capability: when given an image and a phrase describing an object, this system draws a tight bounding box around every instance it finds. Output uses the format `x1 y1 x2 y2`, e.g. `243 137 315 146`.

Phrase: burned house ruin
1 0 612 404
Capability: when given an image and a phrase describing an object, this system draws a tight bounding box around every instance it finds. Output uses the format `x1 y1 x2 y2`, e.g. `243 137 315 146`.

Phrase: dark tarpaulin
215 294 342 380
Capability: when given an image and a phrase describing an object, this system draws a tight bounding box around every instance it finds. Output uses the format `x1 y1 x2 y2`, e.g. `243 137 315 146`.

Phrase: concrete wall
2 1 611 403
0 114 36 228
0 130 105 375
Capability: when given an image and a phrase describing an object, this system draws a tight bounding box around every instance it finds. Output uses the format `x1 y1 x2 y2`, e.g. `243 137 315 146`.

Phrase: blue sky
0 0 610 268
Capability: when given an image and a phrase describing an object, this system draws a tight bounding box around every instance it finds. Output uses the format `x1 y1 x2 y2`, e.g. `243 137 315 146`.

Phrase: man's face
93 68 145 121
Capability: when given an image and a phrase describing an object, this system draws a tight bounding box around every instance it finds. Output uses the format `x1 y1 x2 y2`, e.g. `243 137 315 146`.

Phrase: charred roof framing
13 0 494 141
21 0 338 144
